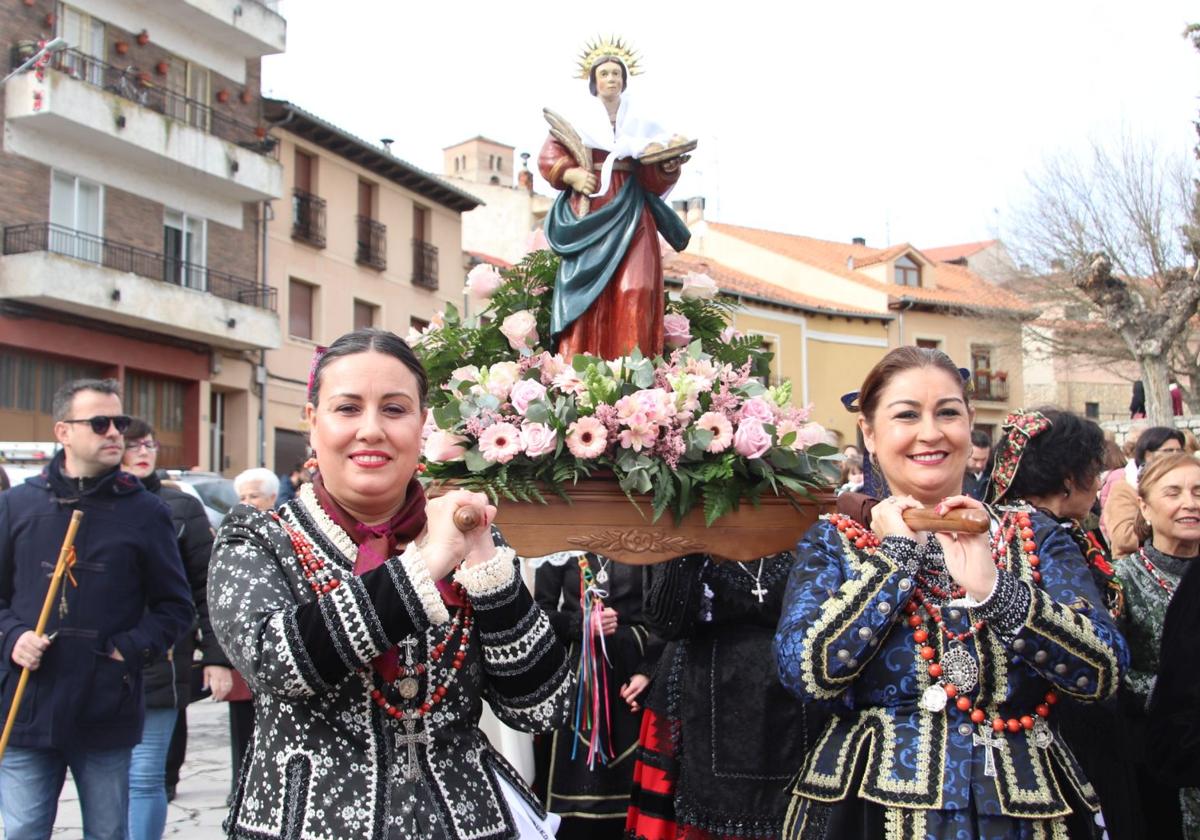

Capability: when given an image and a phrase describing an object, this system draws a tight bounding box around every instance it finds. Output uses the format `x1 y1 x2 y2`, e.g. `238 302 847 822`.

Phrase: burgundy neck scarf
309 472 463 681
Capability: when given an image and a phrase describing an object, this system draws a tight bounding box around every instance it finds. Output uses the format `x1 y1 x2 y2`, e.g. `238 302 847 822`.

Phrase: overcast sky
262 1 1198 250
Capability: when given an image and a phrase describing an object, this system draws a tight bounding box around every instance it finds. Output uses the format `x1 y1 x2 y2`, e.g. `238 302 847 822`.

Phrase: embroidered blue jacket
773 508 1128 820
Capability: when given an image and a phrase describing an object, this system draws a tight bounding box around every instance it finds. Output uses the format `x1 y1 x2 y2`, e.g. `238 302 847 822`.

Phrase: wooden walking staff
0 509 83 763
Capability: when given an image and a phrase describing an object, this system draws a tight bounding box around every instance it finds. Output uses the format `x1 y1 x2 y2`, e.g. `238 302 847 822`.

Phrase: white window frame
56 3 105 85
49 169 104 262
164 209 207 291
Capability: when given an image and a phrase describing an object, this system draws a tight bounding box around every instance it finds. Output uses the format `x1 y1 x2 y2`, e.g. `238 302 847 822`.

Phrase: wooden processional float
445 481 988 566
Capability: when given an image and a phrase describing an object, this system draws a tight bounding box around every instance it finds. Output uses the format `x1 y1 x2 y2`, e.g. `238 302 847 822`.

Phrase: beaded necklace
1137 547 1178 596
272 511 474 721
828 509 1058 743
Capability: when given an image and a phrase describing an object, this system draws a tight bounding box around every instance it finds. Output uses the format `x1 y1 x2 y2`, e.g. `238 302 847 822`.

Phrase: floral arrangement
412 250 837 524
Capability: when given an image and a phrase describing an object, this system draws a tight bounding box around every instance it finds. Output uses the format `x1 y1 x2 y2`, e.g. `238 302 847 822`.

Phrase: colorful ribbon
570 555 615 768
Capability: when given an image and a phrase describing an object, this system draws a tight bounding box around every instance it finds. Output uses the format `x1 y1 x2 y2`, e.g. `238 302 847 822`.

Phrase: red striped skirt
624 709 756 840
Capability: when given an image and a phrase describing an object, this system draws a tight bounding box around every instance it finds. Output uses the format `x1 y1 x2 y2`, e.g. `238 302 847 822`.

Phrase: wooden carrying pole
0 509 83 763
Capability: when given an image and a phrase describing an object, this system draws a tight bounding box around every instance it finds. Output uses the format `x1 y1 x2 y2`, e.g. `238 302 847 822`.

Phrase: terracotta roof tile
921 240 998 263
663 252 890 319
703 223 1029 315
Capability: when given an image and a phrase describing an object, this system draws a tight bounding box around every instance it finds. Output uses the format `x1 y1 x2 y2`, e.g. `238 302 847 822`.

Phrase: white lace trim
296 483 358 564
454 547 517 597
398 543 450 626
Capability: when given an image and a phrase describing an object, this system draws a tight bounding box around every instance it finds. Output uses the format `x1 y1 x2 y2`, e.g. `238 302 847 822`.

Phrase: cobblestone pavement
33 700 234 839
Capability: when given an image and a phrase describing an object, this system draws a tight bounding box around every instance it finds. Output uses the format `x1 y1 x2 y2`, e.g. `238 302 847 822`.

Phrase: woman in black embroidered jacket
623 549 823 840
208 329 574 840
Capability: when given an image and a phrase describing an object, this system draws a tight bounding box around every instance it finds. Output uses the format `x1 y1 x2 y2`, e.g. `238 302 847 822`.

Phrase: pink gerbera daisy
478 422 522 464
566 416 608 459
696 411 734 453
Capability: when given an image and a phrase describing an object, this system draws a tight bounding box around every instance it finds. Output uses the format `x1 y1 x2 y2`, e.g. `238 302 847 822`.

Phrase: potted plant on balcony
994 370 1008 382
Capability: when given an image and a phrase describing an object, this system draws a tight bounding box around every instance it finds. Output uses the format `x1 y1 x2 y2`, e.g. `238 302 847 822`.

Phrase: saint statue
540 37 695 361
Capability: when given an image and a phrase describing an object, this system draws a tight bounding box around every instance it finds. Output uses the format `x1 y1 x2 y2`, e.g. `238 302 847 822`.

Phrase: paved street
38 700 234 839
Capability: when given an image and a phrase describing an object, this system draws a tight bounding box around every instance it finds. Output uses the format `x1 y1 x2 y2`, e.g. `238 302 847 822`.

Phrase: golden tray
638 139 698 165
481 479 832 565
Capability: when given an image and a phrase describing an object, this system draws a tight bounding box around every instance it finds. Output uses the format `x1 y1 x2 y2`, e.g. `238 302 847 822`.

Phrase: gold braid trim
797 528 897 699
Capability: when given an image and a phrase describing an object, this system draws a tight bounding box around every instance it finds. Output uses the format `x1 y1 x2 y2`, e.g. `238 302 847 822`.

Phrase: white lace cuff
454 546 517 597
398 543 450 626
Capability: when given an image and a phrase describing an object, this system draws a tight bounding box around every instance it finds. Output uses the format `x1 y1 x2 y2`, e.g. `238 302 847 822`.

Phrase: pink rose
719 326 743 343
510 378 548 415
500 310 539 352
520 422 557 458
466 263 503 298
483 361 519 400
740 396 776 423
663 314 692 349
733 418 772 459
680 271 718 300
478 422 522 464
423 430 468 462
794 422 827 449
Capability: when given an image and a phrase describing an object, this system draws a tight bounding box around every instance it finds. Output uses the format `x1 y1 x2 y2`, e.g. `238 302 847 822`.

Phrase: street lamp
1 38 68 85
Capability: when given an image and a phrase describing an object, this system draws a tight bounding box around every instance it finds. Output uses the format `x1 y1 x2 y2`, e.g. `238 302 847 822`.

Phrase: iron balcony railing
412 240 438 290
292 189 326 248
14 46 278 158
971 371 1009 402
2 222 276 311
356 216 387 270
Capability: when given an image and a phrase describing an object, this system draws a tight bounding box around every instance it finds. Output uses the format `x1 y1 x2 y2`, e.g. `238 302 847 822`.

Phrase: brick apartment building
0 0 284 472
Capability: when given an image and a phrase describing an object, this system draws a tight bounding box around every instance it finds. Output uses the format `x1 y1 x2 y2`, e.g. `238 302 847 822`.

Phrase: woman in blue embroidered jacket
774 347 1128 839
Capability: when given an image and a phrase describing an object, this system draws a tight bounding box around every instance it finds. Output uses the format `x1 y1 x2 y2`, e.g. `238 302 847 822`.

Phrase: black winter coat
0 453 194 751
140 472 228 709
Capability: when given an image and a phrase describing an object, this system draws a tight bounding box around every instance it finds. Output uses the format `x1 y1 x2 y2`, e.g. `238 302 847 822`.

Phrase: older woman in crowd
1113 453 1200 838
1102 426 1185 556
234 468 279 511
775 348 1127 839
209 328 573 839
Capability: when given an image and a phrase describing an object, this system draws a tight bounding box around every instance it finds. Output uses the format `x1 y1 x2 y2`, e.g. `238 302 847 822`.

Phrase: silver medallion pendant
397 677 420 700
941 645 979 694
1031 717 1054 749
921 684 949 713
595 568 609 584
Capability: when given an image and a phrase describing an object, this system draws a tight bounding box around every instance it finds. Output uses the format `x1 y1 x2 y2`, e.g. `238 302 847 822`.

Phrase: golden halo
575 35 643 79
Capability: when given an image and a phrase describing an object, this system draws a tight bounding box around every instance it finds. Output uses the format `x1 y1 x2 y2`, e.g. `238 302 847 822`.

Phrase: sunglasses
62 415 133 435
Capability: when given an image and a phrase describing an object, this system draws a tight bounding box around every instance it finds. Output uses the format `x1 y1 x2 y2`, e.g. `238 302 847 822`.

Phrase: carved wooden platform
483 480 834 564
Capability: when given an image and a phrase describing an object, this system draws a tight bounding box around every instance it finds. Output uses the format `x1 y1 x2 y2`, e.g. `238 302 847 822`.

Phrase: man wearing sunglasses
0 378 193 840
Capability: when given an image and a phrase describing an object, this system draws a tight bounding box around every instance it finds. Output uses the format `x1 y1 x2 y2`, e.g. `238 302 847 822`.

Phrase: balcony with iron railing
4 46 282 220
39 48 278 156
0 222 280 351
292 190 327 249
412 240 439 290
971 369 1010 402
356 216 387 270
